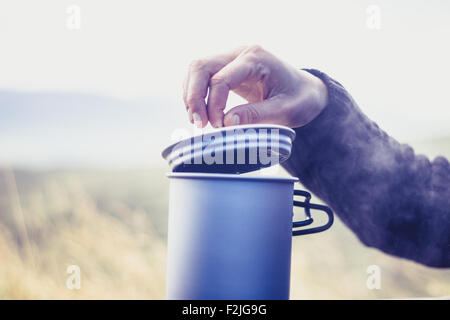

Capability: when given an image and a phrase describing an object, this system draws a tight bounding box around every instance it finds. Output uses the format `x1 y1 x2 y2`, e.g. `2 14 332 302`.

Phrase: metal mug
166 172 334 300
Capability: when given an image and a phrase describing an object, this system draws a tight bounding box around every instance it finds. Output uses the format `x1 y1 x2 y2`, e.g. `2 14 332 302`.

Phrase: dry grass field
0 138 449 299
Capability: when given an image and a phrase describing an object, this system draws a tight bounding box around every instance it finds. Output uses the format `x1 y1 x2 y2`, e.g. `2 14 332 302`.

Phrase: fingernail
193 112 203 128
232 114 240 126
214 120 223 128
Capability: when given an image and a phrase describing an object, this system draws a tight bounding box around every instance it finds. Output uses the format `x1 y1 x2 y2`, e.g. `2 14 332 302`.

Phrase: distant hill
0 89 449 168
0 90 187 168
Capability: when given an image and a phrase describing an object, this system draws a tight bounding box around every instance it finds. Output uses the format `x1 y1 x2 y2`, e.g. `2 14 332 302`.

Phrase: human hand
183 45 328 129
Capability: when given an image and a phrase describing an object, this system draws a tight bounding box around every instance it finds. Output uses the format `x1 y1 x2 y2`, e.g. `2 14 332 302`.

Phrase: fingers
183 75 193 124
206 56 253 128
183 45 317 129
186 63 210 128
223 97 286 127
183 47 245 128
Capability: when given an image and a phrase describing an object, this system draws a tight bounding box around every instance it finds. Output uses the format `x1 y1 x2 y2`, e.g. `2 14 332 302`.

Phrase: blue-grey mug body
166 173 333 300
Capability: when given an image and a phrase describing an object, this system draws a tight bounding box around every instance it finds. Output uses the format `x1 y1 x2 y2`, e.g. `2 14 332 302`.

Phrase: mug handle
292 189 334 236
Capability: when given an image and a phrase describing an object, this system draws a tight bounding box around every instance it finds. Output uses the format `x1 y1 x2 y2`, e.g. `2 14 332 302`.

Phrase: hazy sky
0 0 449 167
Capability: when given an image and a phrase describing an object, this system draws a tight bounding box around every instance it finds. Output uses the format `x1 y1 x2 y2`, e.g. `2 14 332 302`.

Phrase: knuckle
254 62 270 78
242 45 265 62
246 44 264 54
189 59 207 71
209 76 228 88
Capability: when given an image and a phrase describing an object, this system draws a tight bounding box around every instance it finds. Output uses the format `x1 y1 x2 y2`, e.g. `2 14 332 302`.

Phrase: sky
0 0 449 167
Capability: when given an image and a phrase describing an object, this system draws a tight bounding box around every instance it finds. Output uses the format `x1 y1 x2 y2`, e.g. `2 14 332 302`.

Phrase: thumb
223 98 283 126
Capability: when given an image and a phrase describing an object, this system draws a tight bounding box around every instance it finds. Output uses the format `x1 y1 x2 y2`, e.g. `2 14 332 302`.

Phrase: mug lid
161 124 296 174
167 172 299 182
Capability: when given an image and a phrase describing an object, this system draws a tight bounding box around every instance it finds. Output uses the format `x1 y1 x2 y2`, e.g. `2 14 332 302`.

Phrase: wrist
314 75 329 112
292 70 329 127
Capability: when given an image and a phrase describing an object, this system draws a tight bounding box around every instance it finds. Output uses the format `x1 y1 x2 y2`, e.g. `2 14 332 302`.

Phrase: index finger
206 56 253 128
184 47 245 128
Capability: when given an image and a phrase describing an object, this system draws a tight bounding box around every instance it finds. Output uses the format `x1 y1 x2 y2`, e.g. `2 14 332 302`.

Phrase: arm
282 69 450 268
183 46 450 268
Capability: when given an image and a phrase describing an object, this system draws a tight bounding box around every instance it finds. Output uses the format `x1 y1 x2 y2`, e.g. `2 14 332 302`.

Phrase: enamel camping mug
166 172 334 300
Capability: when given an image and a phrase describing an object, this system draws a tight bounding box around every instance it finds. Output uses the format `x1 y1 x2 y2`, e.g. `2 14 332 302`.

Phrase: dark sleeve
282 69 450 268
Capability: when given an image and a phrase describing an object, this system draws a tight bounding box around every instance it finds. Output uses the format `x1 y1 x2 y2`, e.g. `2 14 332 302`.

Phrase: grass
0 168 167 299
0 138 449 299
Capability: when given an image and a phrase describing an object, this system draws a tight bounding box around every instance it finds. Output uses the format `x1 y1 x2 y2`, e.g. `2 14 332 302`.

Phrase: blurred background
0 0 449 299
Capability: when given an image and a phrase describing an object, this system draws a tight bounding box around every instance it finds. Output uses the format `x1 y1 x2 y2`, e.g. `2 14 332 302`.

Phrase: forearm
282 69 450 268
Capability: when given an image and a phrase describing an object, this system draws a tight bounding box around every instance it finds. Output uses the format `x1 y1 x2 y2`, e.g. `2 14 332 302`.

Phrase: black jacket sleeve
282 69 450 268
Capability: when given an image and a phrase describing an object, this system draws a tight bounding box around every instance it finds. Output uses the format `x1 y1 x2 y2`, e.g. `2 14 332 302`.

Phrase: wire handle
292 189 334 236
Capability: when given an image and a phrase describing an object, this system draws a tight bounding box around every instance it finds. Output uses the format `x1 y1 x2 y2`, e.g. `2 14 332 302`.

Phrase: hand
183 45 328 129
